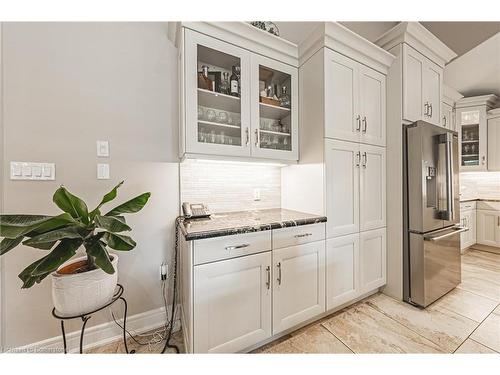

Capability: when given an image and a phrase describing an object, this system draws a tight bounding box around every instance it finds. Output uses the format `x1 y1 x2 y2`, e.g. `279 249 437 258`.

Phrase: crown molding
456 94 499 109
375 22 457 68
299 22 395 74
443 84 464 106
169 22 298 67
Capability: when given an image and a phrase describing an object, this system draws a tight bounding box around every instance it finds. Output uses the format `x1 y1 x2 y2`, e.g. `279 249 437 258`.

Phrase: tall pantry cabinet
282 22 394 313
374 22 457 300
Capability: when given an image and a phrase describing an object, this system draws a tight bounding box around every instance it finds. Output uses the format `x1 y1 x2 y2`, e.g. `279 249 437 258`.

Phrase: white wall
1 22 180 349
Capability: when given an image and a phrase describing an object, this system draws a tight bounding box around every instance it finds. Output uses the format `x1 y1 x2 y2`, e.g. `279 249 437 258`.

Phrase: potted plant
0 181 150 316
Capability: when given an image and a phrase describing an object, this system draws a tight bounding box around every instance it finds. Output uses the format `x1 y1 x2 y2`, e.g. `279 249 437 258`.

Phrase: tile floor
91 249 500 354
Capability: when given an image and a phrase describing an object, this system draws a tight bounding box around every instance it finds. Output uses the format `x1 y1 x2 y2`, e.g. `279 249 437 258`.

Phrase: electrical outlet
160 263 168 280
253 188 261 201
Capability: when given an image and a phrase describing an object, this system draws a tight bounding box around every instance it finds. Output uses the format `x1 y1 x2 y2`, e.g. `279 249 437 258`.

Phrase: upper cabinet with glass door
456 95 498 171
172 22 299 162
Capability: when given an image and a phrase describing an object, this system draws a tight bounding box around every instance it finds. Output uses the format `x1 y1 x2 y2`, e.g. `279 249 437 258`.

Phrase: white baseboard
8 306 180 353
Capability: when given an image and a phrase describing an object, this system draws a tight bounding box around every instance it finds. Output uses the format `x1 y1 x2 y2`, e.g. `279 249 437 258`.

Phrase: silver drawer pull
225 243 250 251
265 266 270 290
294 233 312 238
277 262 282 285
424 227 468 242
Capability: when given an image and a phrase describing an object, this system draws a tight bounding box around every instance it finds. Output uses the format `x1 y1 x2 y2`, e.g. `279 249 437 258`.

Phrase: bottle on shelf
198 65 213 91
279 86 291 108
230 66 240 97
220 72 230 95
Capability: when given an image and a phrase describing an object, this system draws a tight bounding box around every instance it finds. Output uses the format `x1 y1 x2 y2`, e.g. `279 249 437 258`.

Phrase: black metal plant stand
52 284 134 354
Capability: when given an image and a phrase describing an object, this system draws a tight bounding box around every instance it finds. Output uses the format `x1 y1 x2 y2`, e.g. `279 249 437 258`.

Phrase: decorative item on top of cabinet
487 108 500 171
456 94 498 171
170 22 299 162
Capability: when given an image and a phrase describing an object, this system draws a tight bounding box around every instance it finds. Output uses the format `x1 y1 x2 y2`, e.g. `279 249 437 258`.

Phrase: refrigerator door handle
424 226 468 241
443 133 455 221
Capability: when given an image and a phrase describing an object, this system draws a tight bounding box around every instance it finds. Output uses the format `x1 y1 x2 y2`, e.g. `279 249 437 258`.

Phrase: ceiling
275 21 500 98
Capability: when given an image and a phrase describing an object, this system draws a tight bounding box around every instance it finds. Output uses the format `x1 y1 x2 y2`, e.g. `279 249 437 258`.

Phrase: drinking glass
198 105 204 120
217 111 228 124
206 109 216 122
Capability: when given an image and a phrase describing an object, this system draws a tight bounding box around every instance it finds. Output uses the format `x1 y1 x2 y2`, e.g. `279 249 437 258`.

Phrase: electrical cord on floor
160 216 182 354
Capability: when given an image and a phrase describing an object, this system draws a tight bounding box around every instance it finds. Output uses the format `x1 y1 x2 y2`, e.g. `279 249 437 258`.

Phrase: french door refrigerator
403 121 467 307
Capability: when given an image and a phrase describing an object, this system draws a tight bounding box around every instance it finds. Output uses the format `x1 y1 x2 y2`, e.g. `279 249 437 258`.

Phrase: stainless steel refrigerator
403 120 467 307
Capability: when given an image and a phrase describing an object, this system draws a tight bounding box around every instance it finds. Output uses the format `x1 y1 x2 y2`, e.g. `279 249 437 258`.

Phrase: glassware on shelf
217 111 228 124
210 130 216 143
279 86 291 108
220 72 230 95
198 105 204 120
219 131 226 144
205 108 216 122
464 144 470 154
471 144 477 154
198 65 213 91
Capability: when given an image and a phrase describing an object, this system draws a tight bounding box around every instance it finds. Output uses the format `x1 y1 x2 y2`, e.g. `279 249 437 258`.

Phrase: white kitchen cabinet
460 201 476 251
359 228 387 293
441 102 453 130
193 251 272 353
272 241 325 334
456 95 498 171
402 44 442 126
325 139 360 237
325 139 386 238
476 210 500 247
487 109 500 171
326 234 359 310
176 23 299 162
324 49 386 147
360 144 386 231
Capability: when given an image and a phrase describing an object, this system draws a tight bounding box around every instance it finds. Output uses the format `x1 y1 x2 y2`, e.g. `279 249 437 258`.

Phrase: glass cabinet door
251 55 298 161
184 29 251 157
459 108 487 170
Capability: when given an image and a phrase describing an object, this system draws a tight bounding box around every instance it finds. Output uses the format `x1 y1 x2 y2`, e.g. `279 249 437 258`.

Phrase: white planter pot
51 254 118 316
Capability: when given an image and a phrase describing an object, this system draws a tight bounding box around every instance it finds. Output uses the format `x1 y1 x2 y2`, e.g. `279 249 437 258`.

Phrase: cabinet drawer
477 201 500 211
272 223 325 249
460 201 476 211
193 231 271 265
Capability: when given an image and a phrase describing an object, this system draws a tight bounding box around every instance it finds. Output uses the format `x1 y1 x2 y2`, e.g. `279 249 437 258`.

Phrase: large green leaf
0 237 24 256
95 215 131 233
19 255 52 288
23 227 82 248
84 240 115 274
103 232 136 251
90 181 124 219
31 238 82 277
0 213 74 239
53 186 89 223
105 192 151 217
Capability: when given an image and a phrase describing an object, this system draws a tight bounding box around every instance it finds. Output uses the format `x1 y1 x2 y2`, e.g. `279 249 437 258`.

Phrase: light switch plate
97 163 110 180
97 140 110 157
10 162 55 180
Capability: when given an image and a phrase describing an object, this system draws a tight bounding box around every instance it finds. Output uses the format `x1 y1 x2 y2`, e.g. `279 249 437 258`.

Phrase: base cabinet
193 252 272 353
326 228 386 311
272 242 325 334
476 210 500 247
460 209 476 250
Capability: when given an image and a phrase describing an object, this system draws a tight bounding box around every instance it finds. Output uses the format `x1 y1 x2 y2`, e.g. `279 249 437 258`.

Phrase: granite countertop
179 208 327 241
460 198 500 203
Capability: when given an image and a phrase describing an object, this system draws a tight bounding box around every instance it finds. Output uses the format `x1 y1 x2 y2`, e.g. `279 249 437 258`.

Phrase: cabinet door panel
476 210 500 247
184 29 251 158
403 46 424 122
441 102 453 130
360 228 386 293
360 66 386 146
488 116 500 171
324 49 360 142
360 145 386 231
423 61 442 126
273 242 325 334
325 139 360 238
326 234 359 310
193 252 271 353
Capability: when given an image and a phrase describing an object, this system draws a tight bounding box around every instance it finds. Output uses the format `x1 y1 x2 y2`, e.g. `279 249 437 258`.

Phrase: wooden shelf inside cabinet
259 102 290 120
198 88 241 113
260 129 291 137
198 120 241 130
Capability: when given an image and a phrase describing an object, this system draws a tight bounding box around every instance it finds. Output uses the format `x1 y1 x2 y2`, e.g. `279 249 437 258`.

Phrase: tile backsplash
180 159 282 213
460 172 500 199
